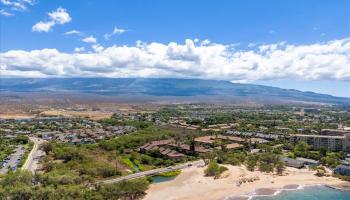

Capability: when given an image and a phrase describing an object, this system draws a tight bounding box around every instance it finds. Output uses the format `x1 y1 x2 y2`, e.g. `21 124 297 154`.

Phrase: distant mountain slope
0 78 349 105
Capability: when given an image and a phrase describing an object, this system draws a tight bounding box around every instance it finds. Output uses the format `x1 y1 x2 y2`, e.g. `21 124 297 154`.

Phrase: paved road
21 137 46 173
98 160 205 184
0 145 25 174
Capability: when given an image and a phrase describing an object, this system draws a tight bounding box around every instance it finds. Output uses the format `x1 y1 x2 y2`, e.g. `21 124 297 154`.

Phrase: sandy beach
144 165 349 200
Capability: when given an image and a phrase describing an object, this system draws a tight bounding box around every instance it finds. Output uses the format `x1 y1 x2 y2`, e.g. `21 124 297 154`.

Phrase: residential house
280 156 305 168
296 157 319 166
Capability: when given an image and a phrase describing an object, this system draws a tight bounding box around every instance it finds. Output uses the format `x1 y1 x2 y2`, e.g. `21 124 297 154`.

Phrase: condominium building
289 133 350 152
320 129 350 136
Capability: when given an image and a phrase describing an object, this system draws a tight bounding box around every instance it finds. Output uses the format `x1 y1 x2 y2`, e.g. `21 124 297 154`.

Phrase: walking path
21 137 46 173
98 160 205 184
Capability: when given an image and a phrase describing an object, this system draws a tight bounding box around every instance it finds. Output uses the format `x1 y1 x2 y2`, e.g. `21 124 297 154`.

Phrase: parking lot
0 145 25 174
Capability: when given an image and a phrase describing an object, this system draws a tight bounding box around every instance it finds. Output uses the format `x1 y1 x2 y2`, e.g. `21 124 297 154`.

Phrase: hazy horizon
1 77 349 98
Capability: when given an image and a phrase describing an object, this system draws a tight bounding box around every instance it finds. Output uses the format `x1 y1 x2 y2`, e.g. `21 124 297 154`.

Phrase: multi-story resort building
289 130 350 152
320 129 350 136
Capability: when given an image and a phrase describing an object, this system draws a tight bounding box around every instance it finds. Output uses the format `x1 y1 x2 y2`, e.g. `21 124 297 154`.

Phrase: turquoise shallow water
151 175 176 184
253 186 350 200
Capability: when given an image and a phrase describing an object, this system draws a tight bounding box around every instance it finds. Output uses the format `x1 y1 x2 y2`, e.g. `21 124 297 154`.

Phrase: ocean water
253 186 350 200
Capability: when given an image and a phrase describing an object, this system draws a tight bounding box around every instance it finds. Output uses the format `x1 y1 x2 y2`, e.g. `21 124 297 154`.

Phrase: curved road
98 160 205 184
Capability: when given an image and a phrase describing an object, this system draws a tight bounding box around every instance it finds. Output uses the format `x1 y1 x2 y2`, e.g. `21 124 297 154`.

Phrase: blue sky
1 0 350 97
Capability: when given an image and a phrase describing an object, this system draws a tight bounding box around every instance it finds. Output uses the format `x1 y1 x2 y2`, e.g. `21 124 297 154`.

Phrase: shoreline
143 165 350 200
325 183 350 192
224 184 341 200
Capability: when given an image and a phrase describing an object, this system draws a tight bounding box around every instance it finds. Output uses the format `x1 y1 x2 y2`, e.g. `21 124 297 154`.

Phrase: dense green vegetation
97 125 181 171
214 151 246 165
37 124 183 186
0 139 15 163
121 156 139 172
42 142 124 180
320 153 343 168
0 171 150 200
99 126 174 152
124 150 176 170
244 152 285 173
205 146 286 174
99 117 152 130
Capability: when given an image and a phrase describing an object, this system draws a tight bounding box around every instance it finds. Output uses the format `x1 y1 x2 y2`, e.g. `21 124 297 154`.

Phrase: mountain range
0 78 349 105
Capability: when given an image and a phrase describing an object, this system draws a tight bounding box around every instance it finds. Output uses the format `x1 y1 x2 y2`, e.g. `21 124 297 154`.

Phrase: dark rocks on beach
254 188 277 196
224 196 249 200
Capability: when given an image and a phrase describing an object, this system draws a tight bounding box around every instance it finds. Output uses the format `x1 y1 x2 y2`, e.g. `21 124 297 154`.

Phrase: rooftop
335 165 350 170
296 157 319 164
292 134 345 139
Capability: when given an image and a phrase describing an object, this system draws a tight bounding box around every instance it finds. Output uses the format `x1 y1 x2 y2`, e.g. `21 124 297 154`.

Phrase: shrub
97 166 121 178
13 135 29 144
98 179 150 200
246 155 258 171
205 161 228 178
54 147 85 162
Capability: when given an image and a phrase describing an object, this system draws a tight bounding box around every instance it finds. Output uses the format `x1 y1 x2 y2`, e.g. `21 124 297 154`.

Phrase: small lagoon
151 175 176 184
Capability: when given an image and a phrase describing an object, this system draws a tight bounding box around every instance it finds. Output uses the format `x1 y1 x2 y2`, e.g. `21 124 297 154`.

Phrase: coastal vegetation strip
0 170 151 199
158 170 181 177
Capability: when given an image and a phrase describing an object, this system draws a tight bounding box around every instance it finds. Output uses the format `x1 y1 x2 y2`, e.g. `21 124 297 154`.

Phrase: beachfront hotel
289 130 350 152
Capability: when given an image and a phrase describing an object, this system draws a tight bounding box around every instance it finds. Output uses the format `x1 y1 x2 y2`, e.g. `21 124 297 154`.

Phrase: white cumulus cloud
1 38 350 82
0 8 13 16
65 30 83 36
82 36 97 43
32 7 71 32
48 7 71 24
32 21 55 32
74 47 85 52
92 44 104 52
104 27 126 40
1 0 34 13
